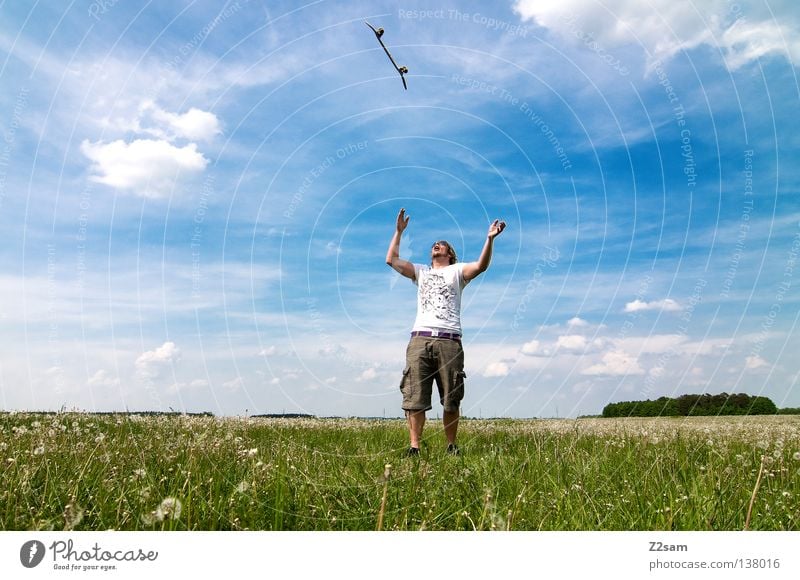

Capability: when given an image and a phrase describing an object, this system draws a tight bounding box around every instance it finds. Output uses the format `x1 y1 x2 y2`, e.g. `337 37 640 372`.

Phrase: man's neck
431 257 451 269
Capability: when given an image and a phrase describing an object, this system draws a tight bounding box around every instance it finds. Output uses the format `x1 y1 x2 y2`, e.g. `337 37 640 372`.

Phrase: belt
411 331 461 341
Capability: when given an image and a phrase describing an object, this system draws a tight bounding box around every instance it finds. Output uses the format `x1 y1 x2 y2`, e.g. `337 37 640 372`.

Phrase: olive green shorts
400 336 466 413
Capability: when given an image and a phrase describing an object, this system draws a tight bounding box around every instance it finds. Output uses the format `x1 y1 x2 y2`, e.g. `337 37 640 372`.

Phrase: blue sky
1 0 798 418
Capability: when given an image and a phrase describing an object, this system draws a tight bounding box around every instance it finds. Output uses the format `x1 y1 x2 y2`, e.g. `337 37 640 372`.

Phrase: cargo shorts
400 335 466 413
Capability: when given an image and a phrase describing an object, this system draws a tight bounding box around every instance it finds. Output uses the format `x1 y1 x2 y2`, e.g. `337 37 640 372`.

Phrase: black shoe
446 443 460 456
406 447 420 456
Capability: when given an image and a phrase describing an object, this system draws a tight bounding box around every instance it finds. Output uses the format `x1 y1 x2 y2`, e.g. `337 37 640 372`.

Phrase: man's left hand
488 219 506 239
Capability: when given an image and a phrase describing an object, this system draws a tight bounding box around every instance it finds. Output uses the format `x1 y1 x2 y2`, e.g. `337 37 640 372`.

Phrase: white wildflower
142 497 182 525
63 500 84 530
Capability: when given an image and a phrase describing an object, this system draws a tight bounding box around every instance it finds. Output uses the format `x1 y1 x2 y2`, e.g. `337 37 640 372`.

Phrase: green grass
2 413 799 530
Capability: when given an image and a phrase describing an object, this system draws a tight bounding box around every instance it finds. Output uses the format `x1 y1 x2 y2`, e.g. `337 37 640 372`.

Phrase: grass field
2 413 799 531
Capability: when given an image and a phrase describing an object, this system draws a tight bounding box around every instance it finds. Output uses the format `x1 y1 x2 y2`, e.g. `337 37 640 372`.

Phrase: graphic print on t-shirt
419 270 457 325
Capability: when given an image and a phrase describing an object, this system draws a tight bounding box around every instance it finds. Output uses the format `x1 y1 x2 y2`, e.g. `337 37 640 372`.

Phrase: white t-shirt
411 263 470 334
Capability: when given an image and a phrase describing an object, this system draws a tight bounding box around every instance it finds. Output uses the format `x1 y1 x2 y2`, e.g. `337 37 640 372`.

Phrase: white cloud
567 317 589 327
484 361 511 377
103 102 221 143
222 377 245 391
719 17 799 70
259 346 277 357
513 0 800 70
135 341 181 378
521 339 542 355
87 369 120 389
686 366 707 387
358 367 378 381
325 242 342 256
618 334 687 354
624 298 682 313
582 350 644 376
145 104 221 142
81 138 208 198
557 334 588 351
745 355 769 370
167 379 208 394
679 338 731 356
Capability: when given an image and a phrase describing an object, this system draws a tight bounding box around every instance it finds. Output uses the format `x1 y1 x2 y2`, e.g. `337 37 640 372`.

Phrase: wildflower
793 452 800 461
33 445 45 456
95 434 105 444
142 497 183 525
63 500 84 530
247 448 258 457
235 481 251 494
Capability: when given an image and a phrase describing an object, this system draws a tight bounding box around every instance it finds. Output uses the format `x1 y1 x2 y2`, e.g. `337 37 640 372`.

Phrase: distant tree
602 393 778 417
749 396 778 415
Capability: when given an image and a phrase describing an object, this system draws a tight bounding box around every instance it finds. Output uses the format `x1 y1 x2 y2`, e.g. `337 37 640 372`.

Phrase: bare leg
443 409 459 445
406 410 426 448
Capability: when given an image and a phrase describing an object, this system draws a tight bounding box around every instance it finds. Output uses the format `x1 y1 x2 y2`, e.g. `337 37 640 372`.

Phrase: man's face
431 241 452 262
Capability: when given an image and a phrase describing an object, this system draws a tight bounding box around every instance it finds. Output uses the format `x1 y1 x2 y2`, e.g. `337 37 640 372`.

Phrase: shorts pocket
454 370 466 399
400 367 411 393
445 370 466 407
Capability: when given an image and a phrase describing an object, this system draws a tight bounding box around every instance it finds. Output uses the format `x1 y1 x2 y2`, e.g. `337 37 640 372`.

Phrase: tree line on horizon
601 393 800 418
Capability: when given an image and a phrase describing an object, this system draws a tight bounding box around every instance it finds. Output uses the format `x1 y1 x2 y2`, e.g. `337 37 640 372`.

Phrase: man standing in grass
386 208 506 456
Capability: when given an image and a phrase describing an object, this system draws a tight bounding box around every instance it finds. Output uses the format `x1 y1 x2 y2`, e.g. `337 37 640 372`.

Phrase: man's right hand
396 208 410 233
387 208 415 280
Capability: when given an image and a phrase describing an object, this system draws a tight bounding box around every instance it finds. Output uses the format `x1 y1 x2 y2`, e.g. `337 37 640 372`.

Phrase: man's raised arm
462 219 506 282
385 208 416 279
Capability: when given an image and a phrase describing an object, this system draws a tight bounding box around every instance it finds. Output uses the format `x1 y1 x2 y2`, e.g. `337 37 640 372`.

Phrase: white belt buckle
431 329 439 337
